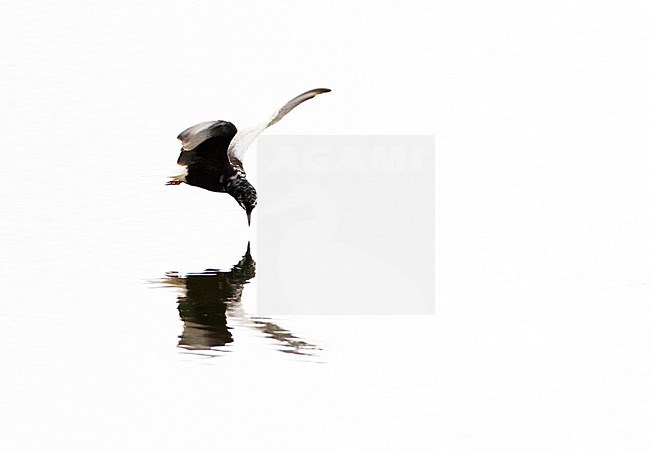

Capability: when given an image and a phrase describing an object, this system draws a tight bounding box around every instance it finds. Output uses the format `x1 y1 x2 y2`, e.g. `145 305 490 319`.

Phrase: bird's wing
227 88 331 168
177 120 238 152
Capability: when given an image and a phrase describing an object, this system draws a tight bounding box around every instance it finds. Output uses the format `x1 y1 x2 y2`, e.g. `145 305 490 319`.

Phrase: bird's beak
246 209 252 226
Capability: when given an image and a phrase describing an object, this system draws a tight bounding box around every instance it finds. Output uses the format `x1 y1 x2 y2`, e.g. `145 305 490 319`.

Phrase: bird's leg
166 180 183 185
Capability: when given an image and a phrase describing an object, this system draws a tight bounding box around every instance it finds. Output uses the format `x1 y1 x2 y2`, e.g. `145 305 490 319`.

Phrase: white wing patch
169 164 188 182
227 88 330 165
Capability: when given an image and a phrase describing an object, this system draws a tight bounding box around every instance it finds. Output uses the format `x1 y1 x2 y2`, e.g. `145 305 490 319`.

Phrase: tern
168 88 331 225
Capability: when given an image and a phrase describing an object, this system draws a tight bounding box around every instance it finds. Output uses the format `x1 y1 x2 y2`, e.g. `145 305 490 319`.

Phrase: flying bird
168 88 331 225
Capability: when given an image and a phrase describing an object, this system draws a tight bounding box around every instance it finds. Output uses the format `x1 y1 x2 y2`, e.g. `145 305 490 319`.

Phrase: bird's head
229 179 257 226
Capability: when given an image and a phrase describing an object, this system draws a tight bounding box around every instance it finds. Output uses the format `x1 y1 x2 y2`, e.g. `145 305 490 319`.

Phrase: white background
2 1 650 450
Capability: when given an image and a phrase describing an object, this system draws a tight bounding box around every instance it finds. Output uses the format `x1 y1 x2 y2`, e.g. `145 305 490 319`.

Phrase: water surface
154 244 320 358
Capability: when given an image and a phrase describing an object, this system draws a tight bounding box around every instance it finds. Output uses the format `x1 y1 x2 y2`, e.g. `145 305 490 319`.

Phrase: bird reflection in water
159 243 318 357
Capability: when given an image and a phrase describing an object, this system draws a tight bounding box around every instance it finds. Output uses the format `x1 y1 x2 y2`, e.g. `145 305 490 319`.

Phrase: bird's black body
178 121 238 193
175 120 258 224
170 88 331 225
